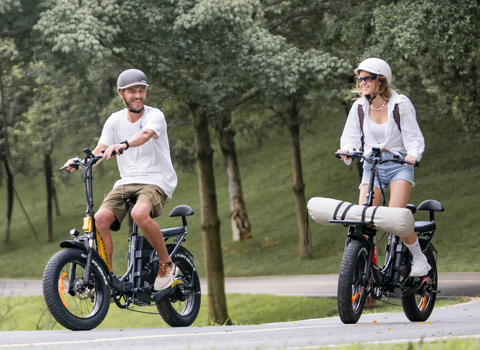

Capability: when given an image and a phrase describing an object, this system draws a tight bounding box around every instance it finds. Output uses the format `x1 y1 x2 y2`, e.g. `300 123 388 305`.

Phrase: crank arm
151 286 176 302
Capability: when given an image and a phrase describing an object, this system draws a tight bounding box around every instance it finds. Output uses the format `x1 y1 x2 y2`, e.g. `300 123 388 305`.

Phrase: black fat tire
337 239 370 324
402 242 437 322
156 248 201 327
43 249 110 330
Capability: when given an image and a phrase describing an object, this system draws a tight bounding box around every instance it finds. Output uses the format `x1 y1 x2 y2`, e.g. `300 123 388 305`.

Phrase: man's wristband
120 140 130 150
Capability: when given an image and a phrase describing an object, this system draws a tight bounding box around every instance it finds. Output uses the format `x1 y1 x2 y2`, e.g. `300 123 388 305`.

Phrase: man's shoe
154 262 175 291
410 255 431 277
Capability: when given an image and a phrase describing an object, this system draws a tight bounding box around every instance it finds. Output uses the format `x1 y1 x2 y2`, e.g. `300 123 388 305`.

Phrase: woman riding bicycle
337 57 429 277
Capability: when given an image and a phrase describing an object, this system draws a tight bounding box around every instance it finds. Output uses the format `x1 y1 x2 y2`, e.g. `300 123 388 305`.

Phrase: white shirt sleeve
98 113 118 146
397 96 425 161
340 101 363 164
141 108 165 139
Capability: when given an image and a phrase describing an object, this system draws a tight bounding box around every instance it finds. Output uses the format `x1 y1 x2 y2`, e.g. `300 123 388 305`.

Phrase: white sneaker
154 262 175 291
410 255 431 277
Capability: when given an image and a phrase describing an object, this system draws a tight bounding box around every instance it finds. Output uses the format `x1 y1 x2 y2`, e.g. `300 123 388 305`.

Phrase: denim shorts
359 151 415 190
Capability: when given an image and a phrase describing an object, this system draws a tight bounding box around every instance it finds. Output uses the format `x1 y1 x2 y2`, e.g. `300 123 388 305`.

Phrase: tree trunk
189 103 231 325
287 99 313 259
53 186 61 216
216 113 252 241
3 159 14 246
44 151 54 242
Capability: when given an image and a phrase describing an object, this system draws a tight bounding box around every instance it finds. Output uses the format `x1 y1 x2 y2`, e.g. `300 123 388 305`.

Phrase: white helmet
355 58 392 84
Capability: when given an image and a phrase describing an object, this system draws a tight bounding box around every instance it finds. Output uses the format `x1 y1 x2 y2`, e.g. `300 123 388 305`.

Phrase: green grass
0 109 478 279
0 293 465 331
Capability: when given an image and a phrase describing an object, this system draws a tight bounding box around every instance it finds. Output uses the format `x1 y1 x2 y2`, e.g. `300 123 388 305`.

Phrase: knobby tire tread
43 249 110 331
337 239 369 324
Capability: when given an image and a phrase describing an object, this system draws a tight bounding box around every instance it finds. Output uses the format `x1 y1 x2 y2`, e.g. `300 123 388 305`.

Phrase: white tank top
368 116 387 143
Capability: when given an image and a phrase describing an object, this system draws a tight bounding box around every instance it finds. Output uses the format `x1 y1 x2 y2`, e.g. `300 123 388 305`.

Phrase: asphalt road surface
0 297 479 350
0 273 479 350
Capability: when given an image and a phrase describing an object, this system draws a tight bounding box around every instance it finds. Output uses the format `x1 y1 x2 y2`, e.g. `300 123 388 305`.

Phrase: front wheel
43 249 111 330
337 239 370 324
402 242 438 322
156 248 201 327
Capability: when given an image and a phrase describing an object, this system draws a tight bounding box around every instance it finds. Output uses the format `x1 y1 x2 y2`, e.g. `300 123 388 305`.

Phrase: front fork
346 226 376 288
69 216 113 291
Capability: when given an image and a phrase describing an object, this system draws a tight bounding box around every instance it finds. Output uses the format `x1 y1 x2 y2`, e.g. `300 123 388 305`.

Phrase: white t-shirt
98 105 178 198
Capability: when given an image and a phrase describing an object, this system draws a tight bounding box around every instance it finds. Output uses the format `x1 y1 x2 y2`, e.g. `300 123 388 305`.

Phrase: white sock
405 239 424 258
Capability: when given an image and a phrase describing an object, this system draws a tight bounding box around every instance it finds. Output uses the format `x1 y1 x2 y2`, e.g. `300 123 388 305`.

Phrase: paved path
1 272 479 298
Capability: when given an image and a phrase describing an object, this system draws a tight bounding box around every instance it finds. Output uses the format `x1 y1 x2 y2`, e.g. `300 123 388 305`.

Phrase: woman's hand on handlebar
336 149 351 161
335 149 354 165
403 154 417 167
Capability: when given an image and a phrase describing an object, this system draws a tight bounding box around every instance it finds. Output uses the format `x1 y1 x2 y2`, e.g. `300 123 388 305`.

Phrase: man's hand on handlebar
104 144 125 160
62 158 81 172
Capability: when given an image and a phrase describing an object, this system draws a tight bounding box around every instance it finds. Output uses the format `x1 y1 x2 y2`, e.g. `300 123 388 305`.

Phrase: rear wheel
43 249 111 330
156 248 201 327
337 239 370 324
402 242 437 322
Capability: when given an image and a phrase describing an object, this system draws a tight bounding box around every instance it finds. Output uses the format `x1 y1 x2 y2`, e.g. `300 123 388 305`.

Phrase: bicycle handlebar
335 149 418 166
60 148 123 171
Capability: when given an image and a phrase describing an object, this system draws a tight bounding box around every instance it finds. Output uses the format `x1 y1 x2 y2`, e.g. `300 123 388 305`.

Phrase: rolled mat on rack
307 197 414 237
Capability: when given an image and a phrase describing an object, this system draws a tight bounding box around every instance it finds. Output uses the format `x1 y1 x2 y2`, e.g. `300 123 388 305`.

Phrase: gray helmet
117 69 149 91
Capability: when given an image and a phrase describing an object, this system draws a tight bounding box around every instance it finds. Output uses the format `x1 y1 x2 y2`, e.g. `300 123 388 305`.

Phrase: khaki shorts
99 184 167 231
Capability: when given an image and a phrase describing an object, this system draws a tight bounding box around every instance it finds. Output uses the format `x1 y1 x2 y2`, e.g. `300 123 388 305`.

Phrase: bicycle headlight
70 228 80 237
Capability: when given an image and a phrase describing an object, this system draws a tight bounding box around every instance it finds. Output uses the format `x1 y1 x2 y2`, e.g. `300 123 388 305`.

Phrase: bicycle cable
124 307 163 315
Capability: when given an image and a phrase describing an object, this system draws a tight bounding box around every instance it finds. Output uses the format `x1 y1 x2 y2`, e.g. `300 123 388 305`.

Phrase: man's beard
124 98 144 113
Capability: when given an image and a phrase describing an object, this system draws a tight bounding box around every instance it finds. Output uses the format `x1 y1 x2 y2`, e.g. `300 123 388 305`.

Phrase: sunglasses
356 75 377 83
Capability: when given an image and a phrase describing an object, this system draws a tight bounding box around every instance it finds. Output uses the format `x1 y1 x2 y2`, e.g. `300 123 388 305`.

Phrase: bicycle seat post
125 197 138 236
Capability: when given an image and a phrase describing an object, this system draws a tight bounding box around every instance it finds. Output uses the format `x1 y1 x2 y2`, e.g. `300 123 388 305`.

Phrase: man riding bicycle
64 69 178 291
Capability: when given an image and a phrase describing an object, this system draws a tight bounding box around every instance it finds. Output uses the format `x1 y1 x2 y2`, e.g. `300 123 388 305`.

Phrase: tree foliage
369 0 480 138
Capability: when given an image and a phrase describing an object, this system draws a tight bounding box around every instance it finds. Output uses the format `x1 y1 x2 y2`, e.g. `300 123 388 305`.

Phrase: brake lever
59 157 82 171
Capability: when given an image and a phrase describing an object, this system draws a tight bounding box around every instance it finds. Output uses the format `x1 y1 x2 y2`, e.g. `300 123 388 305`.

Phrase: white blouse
340 90 425 164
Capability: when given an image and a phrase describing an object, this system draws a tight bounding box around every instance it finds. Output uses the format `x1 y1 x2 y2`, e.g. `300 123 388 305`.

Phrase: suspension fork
364 235 375 284
347 226 375 286
83 233 95 287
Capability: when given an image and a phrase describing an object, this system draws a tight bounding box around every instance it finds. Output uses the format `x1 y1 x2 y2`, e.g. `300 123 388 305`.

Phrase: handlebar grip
111 148 123 156
59 163 79 171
